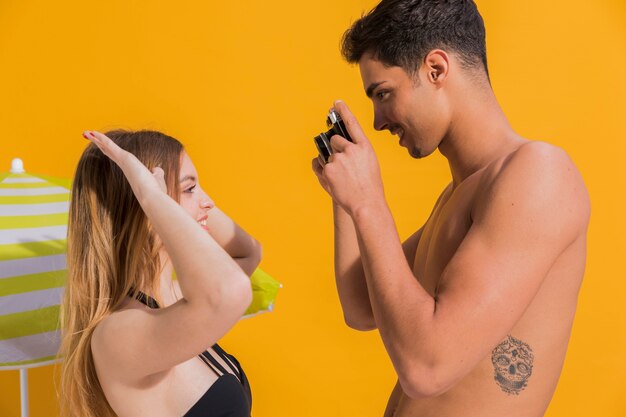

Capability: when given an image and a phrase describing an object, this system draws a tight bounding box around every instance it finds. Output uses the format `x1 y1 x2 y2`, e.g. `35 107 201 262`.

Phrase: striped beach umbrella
0 158 69 416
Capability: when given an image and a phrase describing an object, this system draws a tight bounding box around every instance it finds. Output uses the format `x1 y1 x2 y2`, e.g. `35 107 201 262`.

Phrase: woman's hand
82 130 167 198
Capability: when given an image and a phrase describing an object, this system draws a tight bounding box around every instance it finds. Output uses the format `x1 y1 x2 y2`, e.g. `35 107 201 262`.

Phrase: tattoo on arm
491 335 534 395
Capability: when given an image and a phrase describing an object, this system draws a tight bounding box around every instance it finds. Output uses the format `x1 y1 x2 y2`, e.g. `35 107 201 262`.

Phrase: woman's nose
200 197 215 210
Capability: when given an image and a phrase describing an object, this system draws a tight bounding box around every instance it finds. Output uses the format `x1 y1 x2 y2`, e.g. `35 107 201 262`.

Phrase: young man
311 1 590 416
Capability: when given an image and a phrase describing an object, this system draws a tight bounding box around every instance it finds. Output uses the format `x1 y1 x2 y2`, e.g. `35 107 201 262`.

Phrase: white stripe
1 178 46 184
0 287 64 315
0 187 69 196
0 225 67 245
0 202 69 216
0 331 61 366
0 255 66 279
0 358 60 370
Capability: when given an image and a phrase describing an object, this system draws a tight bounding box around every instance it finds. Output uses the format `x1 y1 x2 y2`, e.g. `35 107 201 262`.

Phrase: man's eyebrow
366 82 385 98
179 175 196 183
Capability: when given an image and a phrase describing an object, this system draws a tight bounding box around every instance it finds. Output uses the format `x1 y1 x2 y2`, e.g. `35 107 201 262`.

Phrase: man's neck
439 86 525 187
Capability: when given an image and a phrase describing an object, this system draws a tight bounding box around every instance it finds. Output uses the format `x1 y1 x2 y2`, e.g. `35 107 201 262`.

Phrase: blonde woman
59 130 260 417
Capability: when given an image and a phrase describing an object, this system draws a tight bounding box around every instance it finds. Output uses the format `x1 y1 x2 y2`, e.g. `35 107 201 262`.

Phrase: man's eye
376 91 389 100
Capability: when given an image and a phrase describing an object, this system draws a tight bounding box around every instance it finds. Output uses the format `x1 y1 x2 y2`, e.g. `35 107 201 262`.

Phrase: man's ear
424 49 450 84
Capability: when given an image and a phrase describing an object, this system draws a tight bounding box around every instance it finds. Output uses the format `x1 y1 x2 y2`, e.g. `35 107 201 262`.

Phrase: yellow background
1 0 624 416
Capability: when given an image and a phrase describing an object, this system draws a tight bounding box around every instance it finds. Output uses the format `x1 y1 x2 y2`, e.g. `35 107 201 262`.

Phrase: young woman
59 129 261 417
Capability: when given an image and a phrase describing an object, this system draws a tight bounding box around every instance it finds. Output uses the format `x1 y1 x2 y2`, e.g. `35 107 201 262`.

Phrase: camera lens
314 133 332 163
313 110 353 164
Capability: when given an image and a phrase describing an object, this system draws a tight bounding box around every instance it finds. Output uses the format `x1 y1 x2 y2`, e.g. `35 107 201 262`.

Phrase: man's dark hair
341 0 488 78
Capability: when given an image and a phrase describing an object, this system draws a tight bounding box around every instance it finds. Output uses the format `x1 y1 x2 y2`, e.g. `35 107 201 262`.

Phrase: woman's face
177 152 214 231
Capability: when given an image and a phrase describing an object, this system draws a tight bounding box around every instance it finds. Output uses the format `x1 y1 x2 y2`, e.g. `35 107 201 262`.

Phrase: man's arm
316 161 426 330
350 143 589 398
334 201 426 331
333 201 376 330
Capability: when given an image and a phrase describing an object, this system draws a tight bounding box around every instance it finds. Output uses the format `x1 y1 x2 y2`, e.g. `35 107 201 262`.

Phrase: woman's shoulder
91 298 156 373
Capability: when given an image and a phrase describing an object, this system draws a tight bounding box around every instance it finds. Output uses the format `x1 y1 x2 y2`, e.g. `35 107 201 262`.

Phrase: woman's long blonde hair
58 130 183 417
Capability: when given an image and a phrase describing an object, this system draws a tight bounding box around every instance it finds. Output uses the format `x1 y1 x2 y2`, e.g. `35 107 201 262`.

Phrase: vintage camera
313 110 353 164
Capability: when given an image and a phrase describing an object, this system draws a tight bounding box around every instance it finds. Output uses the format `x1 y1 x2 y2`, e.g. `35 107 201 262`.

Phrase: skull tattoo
491 335 534 395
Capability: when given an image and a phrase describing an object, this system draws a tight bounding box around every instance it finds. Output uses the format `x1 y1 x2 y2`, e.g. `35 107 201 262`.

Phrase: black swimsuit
135 292 252 417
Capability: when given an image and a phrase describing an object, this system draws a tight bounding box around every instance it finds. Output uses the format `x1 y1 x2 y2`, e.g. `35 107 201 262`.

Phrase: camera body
314 110 353 163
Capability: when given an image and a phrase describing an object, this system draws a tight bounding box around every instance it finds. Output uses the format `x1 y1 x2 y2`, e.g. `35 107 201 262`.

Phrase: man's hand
312 155 332 195
316 100 386 217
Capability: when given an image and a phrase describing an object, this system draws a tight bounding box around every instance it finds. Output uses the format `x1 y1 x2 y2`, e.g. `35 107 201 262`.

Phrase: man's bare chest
412 184 476 295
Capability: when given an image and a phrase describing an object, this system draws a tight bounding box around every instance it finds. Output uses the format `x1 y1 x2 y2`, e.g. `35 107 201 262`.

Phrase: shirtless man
311 1 590 416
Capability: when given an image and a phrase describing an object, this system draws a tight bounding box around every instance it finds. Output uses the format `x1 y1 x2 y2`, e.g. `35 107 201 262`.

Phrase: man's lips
391 128 405 144
390 127 404 139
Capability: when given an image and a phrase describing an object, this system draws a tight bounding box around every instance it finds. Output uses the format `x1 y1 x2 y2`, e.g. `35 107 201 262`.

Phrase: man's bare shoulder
488 140 587 201
487 141 579 180
476 140 590 237
507 140 579 173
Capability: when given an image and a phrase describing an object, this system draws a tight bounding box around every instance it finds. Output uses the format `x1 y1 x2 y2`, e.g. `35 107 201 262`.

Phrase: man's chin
409 146 426 159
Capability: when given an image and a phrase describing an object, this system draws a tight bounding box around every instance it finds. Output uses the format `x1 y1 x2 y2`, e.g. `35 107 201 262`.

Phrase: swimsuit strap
213 344 242 381
132 291 242 383
198 351 224 377
133 290 160 309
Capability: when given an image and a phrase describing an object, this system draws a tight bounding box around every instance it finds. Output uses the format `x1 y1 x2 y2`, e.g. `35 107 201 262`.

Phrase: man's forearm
333 201 376 330
352 202 436 375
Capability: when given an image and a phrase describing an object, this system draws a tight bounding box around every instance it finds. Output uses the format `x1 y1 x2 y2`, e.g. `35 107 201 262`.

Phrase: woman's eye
185 184 197 193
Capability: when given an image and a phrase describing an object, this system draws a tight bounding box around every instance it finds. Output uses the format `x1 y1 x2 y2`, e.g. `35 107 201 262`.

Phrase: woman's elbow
227 271 253 314
251 239 262 268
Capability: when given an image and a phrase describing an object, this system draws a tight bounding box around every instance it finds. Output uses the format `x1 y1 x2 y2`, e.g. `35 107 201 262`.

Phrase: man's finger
312 157 324 173
333 100 367 145
330 134 351 153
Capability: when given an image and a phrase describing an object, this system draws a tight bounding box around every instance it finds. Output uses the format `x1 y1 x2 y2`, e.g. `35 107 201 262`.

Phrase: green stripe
30 173 72 189
0 213 68 230
0 240 67 261
0 270 66 297
0 173 10 182
0 305 60 340
0 355 60 368
0 182 60 189
0 194 69 204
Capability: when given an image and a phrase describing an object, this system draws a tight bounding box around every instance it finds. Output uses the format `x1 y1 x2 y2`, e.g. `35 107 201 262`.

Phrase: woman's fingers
151 167 168 193
82 130 125 162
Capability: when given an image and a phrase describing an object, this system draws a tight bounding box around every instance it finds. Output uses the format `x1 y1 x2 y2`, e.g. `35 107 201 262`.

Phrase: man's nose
373 108 388 131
